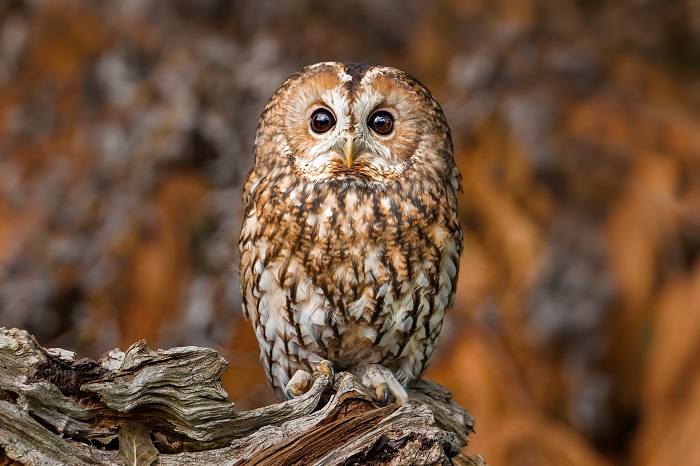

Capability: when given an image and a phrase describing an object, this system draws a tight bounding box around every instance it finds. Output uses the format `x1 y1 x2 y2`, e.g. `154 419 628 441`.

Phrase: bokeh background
1 1 699 464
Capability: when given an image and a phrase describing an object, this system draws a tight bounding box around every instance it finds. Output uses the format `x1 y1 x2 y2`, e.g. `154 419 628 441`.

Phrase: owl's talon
284 369 313 399
316 359 335 381
377 383 390 406
356 363 409 406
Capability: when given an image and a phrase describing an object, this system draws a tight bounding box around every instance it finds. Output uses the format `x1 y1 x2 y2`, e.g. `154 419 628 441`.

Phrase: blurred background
1 0 699 464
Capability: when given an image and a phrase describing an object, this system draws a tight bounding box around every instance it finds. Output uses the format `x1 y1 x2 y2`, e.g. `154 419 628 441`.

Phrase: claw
284 369 313 400
317 359 335 381
376 383 389 406
356 363 409 406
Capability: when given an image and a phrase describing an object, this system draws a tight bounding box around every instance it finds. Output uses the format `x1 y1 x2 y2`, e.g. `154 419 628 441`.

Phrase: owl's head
255 62 455 186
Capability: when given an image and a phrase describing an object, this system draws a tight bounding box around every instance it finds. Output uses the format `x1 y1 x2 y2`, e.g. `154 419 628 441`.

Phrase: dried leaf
118 421 158 466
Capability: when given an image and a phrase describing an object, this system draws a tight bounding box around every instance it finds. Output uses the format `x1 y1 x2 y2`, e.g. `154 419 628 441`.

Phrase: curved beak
344 136 354 168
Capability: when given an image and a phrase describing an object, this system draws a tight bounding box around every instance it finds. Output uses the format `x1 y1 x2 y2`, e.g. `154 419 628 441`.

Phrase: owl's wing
241 166 260 206
239 165 259 323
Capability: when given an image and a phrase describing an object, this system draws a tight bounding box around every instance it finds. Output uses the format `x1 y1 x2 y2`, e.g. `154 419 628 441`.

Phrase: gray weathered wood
0 328 486 465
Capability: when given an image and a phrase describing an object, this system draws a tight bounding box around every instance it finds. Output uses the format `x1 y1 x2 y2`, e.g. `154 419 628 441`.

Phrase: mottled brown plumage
239 62 462 402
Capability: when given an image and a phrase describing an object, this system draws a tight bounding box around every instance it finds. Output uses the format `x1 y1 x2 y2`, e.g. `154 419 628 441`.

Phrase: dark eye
310 108 336 134
368 111 394 135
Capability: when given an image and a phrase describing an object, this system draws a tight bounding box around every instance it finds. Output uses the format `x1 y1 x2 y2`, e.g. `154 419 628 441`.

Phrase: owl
239 62 462 404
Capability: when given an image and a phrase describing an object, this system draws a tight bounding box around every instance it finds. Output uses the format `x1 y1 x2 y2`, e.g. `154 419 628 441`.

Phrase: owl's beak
344 136 354 168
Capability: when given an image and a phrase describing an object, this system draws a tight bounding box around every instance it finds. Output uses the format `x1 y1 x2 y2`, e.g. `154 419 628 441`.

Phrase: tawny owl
239 62 462 403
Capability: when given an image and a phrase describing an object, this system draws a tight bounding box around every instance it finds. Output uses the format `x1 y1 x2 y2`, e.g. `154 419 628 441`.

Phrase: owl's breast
289 181 455 318
240 174 461 382
241 176 458 307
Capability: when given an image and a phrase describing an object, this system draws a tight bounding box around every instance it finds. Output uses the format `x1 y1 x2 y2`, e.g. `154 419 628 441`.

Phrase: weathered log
0 328 486 465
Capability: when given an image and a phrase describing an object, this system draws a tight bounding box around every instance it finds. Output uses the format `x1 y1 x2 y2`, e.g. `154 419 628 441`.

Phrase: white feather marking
271 362 289 389
241 212 261 238
258 269 275 291
347 294 370 320
415 272 429 288
344 191 358 209
308 61 340 70
352 86 383 120
380 197 393 211
361 326 378 342
337 66 353 83
253 259 264 275
445 258 457 279
429 308 445 333
403 316 414 332
391 292 413 330
262 308 277 342
363 250 379 277
296 281 310 301
377 282 389 298
360 66 393 84
309 305 326 326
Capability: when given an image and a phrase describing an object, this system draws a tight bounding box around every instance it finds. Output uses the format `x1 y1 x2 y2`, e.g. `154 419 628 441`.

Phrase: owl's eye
310 108 336 134
368 111 394 135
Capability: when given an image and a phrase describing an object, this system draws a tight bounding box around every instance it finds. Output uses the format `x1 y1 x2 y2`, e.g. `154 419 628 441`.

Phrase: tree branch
0 328 486 465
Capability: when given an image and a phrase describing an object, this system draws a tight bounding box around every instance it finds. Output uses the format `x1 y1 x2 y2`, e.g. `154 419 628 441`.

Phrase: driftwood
0 328 486 465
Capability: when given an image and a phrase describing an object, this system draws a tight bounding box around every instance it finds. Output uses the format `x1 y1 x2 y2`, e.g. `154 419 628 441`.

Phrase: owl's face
256 62 453 185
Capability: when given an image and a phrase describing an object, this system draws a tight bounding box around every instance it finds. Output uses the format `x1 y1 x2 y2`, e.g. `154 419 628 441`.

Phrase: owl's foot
355 364 409 405
284 369 312 399
316 359 335 380
284 360 335 399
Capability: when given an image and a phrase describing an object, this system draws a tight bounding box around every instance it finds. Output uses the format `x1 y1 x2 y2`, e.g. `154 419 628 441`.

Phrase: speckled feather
239 62 462 399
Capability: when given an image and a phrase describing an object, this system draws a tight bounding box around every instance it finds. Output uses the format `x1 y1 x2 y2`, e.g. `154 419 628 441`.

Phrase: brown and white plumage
239 62 462 401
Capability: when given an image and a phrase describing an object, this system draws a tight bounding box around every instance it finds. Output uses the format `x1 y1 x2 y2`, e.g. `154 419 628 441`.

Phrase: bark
0 328 486 466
